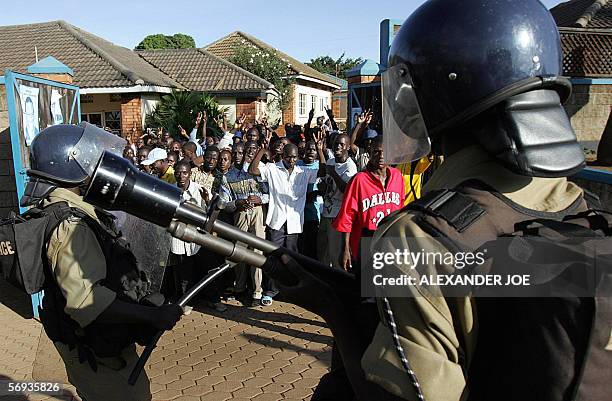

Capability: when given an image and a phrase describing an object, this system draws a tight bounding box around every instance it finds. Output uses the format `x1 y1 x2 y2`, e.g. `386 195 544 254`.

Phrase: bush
145 90 228 139
230 43 294 114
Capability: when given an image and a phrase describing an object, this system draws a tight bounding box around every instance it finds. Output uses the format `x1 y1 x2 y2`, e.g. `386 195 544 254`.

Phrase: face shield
382 63 431 164
72 122 126 178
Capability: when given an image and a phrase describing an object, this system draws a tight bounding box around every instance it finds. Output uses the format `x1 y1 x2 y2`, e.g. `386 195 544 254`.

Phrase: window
310 95 317 113
299 93 307 116
320 97 326 112
80 111 122 135
104 111 122 133
81 113 103 127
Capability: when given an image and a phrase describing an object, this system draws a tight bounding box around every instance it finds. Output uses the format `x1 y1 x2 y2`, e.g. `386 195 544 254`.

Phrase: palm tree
145 90 228 138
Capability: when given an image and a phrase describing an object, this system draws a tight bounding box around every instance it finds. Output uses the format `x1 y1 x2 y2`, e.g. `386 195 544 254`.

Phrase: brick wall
564 84 612 158
120 95 142 138
0 86 18 217
236 98 258 124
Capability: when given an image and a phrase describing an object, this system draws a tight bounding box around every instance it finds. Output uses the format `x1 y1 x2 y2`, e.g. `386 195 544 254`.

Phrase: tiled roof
0 20 182 89
205 31 340 89
551 0 612 28
560 30 612 77
137 48 275 93
550 1 612 77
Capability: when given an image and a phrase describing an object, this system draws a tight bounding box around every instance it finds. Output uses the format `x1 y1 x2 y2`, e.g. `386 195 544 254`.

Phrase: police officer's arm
48 219 181 331
97 298 182 331
361 214 473 401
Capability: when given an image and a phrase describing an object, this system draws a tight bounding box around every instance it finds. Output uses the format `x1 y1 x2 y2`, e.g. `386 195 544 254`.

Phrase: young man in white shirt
248 132 326 304
318 133 358 268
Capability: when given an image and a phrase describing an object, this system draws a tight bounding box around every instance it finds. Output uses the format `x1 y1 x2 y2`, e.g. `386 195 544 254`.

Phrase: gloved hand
150 304 184 331
262 250 359 321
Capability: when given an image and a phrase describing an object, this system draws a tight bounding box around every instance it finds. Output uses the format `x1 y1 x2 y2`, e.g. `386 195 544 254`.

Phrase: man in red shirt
333 137 405 270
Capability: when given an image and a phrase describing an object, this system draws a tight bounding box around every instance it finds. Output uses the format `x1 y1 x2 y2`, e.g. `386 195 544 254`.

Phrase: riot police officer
264 1 609 400
23 123 184 401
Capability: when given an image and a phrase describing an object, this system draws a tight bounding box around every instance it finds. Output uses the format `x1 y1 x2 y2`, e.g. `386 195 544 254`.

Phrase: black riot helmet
21 122 126 206
383 0 585 177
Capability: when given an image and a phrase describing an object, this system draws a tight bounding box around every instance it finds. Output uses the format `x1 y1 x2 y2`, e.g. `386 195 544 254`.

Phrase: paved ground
0 280 332 400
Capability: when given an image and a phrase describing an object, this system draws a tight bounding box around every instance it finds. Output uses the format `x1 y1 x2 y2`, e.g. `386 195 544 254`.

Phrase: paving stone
151 388 182 400
273 372 304 385
0 281 331 401
181 384 213 397
283 387 314 400
195 375 225 387
199 391 232 401
165 378 196 391
212 380 244 393
262 382 294 393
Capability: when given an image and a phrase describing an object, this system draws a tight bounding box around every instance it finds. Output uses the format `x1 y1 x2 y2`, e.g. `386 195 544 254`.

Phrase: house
205 31 341 131
0 21 280 137
137 48 278 124
550 0 612 163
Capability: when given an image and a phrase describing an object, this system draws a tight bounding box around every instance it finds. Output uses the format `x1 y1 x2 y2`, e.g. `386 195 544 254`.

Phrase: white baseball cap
140 147 168 165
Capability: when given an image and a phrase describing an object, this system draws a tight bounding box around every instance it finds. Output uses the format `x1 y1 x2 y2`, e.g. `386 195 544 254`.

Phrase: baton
128 262 233 385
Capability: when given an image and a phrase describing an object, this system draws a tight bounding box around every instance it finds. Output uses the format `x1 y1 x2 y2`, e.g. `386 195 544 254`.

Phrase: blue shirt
298 160 323 222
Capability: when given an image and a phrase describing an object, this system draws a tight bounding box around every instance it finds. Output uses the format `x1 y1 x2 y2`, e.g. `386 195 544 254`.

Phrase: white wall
292 84 332 125
141 93 161 128
217 97 237 124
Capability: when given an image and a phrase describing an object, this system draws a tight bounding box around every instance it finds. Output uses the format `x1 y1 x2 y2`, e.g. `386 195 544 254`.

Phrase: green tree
145 90 228 138
230 44 294 113
306 53 363 79
135 33 196 50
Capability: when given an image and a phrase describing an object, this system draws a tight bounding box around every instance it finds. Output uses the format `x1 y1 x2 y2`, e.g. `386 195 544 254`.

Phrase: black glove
262 249 359 321
150 304 183 331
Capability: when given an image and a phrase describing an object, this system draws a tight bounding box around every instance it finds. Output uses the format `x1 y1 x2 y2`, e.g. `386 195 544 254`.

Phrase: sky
2 0 565 64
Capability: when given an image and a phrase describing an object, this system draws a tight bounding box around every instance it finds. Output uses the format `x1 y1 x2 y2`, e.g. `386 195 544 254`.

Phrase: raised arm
325 105 339 131
313 127 328 178
248 131 271 176
304 108 315 139
350 110 369 154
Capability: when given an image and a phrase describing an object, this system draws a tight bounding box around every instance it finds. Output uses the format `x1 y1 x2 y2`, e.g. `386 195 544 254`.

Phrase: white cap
140 147 168 165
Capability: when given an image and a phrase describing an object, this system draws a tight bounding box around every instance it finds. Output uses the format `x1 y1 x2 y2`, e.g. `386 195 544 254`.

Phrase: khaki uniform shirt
43 188 116 328
361 145 583 401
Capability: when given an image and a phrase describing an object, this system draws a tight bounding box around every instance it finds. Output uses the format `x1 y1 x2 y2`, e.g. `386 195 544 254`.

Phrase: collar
423 145 583 212
44 188 100 222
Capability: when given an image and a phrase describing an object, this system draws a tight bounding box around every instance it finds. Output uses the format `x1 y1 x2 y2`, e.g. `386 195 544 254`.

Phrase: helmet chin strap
20 179 58 207
472 89 585 178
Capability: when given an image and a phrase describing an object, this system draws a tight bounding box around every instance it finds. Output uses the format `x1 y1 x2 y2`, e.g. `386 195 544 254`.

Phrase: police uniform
43 188 151 401
361 145 583 400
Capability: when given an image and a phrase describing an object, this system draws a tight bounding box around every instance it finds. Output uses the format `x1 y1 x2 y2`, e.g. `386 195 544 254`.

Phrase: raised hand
365 110 374 125
313 127 326 150
178 125 188 139
200 187 210 204
325 105 334 119
308 108 315 121
195 111 203 127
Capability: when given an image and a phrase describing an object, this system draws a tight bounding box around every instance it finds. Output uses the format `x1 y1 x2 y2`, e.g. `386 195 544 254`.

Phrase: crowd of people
120 107 415 310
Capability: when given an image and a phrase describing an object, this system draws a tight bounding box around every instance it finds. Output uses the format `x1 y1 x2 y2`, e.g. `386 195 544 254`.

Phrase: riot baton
128 262 233 385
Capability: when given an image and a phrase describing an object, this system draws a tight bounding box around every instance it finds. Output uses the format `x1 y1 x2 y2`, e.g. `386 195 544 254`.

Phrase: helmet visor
382 63 431 164
73 122 126 178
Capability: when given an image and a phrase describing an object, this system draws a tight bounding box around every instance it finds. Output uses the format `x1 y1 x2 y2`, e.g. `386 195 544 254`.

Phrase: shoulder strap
404 179 590 253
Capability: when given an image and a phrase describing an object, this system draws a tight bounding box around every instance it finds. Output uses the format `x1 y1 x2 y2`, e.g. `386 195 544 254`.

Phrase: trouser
55 342 150 401
317 217 343 269
233 206 264 299
299 220 320 259
265 223 299 297
194 247 225 304
164 253 197 302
